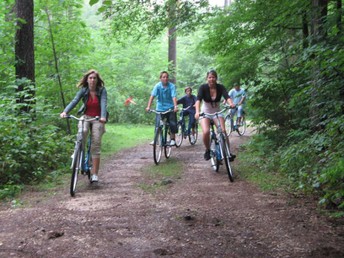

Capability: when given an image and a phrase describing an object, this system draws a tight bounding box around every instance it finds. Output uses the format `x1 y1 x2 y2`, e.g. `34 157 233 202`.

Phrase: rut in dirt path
0 128 344 258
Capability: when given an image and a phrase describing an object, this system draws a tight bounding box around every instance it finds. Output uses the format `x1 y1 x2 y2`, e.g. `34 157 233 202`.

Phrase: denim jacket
63 86 108 119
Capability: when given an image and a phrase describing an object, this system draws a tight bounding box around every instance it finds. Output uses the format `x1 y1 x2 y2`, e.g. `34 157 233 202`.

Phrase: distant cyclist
146 71 178 146
177 86 197 143
194 70 236 161
228 82 246 125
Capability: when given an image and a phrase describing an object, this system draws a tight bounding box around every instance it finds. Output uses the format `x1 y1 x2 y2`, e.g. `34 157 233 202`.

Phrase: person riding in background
124 96 137 106
228 82 246 125
194 70 236 161
60 69 108 183
145 71 178 146
177 86 197 144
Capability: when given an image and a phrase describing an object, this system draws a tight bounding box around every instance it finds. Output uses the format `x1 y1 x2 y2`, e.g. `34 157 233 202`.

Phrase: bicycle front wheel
220 134 234 182
164 128 172 159
153 128 163 165
210 135 220 172
225 115 233 136
175 122 183 147
237 116 247 136
70 144 83 197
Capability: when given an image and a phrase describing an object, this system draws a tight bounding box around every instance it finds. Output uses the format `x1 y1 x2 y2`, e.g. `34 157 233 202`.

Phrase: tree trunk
336 0 342 35
168 0 177 84
310 0 328 130
15 0 35 112
168 27 177 84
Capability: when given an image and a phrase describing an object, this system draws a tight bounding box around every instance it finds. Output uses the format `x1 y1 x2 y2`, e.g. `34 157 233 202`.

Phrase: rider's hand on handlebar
60 112 67 118
145 107 150 112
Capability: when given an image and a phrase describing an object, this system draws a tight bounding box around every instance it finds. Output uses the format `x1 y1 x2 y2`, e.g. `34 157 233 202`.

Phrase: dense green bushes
201 0 344 212
0 83 72 198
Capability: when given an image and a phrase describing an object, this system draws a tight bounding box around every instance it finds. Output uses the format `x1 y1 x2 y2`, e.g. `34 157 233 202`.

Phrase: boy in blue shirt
146 71 178 145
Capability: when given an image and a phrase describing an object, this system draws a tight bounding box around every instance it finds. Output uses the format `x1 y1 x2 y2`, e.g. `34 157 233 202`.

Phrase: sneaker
190 134 195 143
229 153 236 162
170 139 176 146
90 174 99 183
149 140 154 145
204 149 211 160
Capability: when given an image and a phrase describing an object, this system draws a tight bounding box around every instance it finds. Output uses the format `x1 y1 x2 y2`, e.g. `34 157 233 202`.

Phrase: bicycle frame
149 109 173 165
225 105 246 136
175 106 198 147
200 106 234 182
65 115 99 196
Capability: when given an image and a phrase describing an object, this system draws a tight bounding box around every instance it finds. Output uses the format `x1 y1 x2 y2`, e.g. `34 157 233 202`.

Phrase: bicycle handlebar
199 105 232 118
148 109 174 115
181 105 192 111
63 115 99 122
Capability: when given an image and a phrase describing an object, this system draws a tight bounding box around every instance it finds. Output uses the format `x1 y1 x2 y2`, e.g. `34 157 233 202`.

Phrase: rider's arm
238 94 246 106
227 97 235 107
195 100 201 120
146 96 154 111
60 88 85 118
173 97 178 112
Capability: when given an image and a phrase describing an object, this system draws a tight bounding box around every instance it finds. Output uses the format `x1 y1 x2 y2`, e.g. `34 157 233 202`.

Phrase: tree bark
336 0 342 35
15 0 35 112
168 0 177 84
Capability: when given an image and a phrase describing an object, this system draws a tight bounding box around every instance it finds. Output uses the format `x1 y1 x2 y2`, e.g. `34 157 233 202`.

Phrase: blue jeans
231 105 244 118
182 110 196 134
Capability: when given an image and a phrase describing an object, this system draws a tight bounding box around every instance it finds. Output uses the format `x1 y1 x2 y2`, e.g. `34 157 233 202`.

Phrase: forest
0 0 343 215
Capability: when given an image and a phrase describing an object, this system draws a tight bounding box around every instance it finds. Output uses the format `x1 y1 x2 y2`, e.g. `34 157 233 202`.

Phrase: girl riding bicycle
60 69 108 183
194 70 236 161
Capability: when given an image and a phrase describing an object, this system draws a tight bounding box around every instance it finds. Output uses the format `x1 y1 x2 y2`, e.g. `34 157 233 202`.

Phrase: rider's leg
219 117 236 160
201 118 211 159
90 120 105 176
201 118 211 149
188 111 196 135
168 112 178 142
237 105 244 124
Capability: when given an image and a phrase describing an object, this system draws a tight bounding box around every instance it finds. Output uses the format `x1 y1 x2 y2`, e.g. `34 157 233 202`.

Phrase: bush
0 83 72 199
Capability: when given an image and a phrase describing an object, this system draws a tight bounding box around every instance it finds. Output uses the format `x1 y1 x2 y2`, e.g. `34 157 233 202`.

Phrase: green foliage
101 123 153 156
93 0 210 42
199 0 344 212
0 83 72 199
319 160 344 210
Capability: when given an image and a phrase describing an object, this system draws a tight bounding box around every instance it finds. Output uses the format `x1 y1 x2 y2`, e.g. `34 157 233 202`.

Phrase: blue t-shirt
151 82 177 111
228 88 246 105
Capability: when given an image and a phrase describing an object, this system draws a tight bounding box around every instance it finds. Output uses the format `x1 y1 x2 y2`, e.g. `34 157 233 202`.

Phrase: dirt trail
0 128 343 258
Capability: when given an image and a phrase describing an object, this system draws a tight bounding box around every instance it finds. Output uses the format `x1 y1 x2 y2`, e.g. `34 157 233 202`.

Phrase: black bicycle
200 106 234 182
225 105 247 136
175 106 198 147
149 109 174 165
65 115 98 197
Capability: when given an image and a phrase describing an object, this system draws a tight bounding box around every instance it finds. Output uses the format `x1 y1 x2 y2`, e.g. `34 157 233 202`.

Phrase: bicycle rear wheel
225 115 233 136
70 144 82 197
175 122 183 147
237 116 247 136
220 134 234 182
153 127 163 165
164 128 172 158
